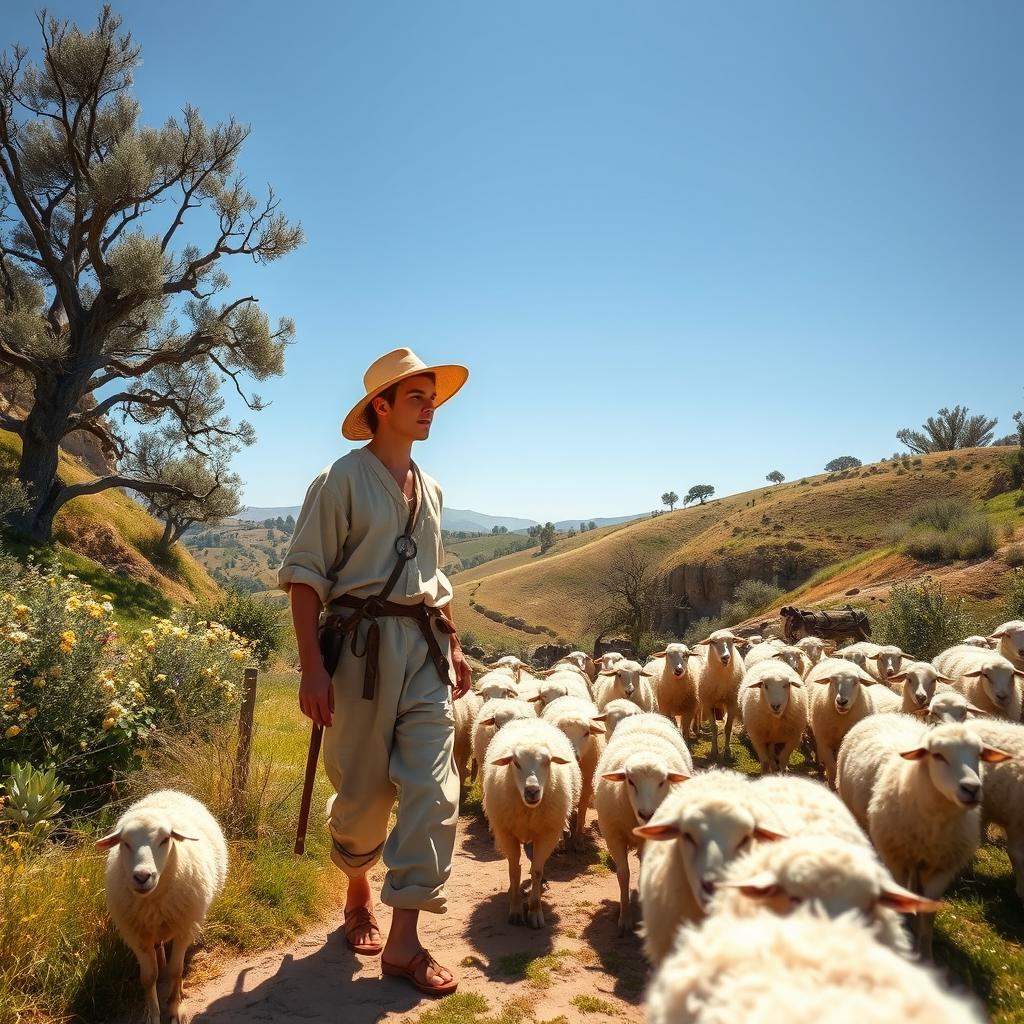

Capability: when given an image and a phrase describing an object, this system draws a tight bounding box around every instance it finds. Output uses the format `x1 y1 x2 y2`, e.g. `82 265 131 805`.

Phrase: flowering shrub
0 561 252 810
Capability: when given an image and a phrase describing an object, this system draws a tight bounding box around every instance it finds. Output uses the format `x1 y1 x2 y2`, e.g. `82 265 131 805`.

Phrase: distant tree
527 525 540 538
587 542 666 650
896 405 998 454
285 514 295 527
661 490 679 512
0 9 301 541
825 456 862 472
567 528 577 539
588 520 597 531
538 522 557 554
766 471 784 485
684 484 715 506
492 525 500 535
580 521 586 533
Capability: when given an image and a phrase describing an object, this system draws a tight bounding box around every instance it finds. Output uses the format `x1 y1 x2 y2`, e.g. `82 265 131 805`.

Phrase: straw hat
341 347 469 440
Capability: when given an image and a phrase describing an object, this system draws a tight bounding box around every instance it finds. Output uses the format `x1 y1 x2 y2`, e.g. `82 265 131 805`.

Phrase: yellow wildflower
101 680 116 696
155 673 167 682
65 595 82 612
79 740 88 751
59 629 77 653
102 717 115 731
4 725 20 738
229 649 246 662
101 594 113 602
13 604 30 620
84 601 104 619
31 676 45 689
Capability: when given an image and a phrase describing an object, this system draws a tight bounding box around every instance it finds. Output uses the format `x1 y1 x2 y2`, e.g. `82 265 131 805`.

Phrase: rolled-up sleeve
277 470 348 604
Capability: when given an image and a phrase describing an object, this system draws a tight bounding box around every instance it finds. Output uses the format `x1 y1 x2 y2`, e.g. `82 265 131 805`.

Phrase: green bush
1005 545 1024 569
194 587 286 664
874 578 977 661
683 615 729 645
895 500 997 562
1007 569 1024 620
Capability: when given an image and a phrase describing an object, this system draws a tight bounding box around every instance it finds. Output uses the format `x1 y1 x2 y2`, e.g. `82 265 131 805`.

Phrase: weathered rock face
594 636 637 659
662 544 838 632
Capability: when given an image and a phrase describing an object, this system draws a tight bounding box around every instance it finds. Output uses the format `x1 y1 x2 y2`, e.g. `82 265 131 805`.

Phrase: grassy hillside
1 430 219 624
453 448 1023 653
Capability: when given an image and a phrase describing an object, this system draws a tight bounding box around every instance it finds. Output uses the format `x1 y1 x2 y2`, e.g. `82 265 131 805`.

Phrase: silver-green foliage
1 761 69 844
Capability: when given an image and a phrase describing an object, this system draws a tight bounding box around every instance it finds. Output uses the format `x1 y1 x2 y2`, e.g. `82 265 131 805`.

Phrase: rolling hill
450 448 1024 654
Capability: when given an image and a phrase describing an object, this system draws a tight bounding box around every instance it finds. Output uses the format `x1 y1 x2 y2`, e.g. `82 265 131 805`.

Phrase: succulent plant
1 761 69 829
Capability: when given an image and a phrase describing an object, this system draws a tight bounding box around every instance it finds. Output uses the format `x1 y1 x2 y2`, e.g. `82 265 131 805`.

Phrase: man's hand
451 644 473 699
299 663 335 728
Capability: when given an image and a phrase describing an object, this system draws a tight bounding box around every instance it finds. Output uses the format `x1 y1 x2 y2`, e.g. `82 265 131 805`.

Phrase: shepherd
278 347 473 997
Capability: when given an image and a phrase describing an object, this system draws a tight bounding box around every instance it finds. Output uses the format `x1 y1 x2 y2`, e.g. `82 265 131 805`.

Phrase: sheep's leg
778 738 799 773
495 829 524 924
574 774 594 844
723 704 736 761
607 832 633 935
469 756 479 783
1007 831 1024 904
708 708 720 761
129 940 161 1024
747 732 770 774
165 935 189 1024
916 866 956 961
822 747 838 790
527 836 559 929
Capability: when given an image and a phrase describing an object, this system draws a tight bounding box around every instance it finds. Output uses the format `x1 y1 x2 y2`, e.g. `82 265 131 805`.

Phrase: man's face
375 374 436 441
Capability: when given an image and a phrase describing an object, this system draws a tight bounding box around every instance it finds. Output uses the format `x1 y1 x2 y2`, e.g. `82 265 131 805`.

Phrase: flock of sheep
457 617 1024 1023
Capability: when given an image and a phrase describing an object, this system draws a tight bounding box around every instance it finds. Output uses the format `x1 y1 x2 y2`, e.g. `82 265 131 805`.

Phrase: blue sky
5 2 1022 520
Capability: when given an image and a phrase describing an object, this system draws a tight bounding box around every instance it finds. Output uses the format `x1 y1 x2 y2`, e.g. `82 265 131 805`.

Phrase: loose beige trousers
322 612 459 914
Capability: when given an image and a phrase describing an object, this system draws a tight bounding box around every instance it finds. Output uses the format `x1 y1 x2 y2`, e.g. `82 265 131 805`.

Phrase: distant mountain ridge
240 505 646 533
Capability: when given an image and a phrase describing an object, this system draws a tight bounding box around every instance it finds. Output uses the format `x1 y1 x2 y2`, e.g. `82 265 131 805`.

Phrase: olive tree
0 8 302 540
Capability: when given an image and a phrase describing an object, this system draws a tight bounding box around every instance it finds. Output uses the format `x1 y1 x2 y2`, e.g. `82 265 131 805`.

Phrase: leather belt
324 595 456 700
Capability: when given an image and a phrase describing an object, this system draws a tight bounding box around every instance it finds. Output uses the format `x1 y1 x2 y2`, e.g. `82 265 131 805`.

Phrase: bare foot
344 875 382 950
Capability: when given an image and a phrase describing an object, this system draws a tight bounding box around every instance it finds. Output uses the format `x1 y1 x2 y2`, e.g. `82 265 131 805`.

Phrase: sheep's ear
899 747 928 761
878 884 943 914
640 670 656 678
935 673 956 683
866 653 883 661
963 670 986 679
718 871 781 898
666 771 690 783
478 716 496 727
988 630 1008 640
592 713 608 722
966 703 990 717
814 675 833 685
651 650 668 658
746 681 764 690
602 770 628 782
171 829 200 842
491 755 515 766
589 721 606 735
753 826 787 842
632 823 680 841
694 639 711 647
528 695 545 704
598 669 618 677
981 746 1013 764
94 830 122 850
910 706 929 717
790 679 802 688
551 755 572 765
1015 671 1024 682
888 672 908 684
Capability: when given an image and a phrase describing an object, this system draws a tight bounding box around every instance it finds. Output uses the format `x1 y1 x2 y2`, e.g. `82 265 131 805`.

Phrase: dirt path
188 806 647 1023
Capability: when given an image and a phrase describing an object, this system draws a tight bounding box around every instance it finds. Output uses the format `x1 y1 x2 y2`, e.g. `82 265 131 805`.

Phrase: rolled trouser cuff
380 876 448 914
329 827 385 876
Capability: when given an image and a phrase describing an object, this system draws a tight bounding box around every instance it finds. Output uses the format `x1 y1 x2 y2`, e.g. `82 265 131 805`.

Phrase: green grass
494 949 574 988
571 995 620 1016
414 992 534 1024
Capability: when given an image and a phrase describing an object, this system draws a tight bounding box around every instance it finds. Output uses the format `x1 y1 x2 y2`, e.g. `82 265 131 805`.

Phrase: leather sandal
344 906 383 956
381 948 459 996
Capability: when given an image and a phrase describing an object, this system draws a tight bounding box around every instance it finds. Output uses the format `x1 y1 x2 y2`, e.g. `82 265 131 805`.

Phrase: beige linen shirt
277 447 453 609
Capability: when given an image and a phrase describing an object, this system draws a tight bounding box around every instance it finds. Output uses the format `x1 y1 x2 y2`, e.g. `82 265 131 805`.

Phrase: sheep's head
556 652 591 673
771 645 806 674
95 815 199 896
598 659 653 700
492 655 527 670
899 724 1011 808
594 652 625 672
746 666 801 717
797 637 826 664
962 635 996 650
888 662 950 709
651 643 696 678
478 677 520 701
600 699 641 736
603 753 689 825
962 658 1023 714
490 743 572 807
719 836 941 924
813 664 875 715
836 648 868 670
478 701 533 733
546 707 605 760
695 630 742 666
914 690 987 725
634 797 784 914
987 621 1024 662
867 646 907 681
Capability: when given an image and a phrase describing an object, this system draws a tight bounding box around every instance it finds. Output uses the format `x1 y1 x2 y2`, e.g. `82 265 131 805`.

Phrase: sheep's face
699 632 739 666
602 700 641 736
599 661 651 700
772 647 805 674
722 839 939 923
536 682 573 708
962 636 995 649
479 679 519 701
595 653 625 673
837 649 867 670
870 648 905 681
748 671 799 717
816 668 870 715
492 746 572 807
635 801 783 914
605 756 689 825
923 692 972 724
661 644 694 678
95 817 197 896
553 715 603 761
989 622 1024 661
891 664 939 709
899 727 1011 808
560 652 589 671
798 639 825 664
483 705 532 733
964 662 1020 713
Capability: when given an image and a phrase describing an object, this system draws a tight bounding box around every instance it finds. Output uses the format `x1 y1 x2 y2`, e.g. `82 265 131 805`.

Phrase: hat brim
341 363 469 440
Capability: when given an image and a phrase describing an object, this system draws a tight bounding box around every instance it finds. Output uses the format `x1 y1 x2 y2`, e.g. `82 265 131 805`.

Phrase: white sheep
965 717 1024 903
96 790 228 1024
554 650 598 681
643 643 700 736
712 834 933 955
917 689 986 725
481 717 582 929
593 652 625 674
594 659 657 713
986 619 1024 673
863 644 912 684
806 656 891 788
752 773 868 848
541 695 606 844
962 634 997 649
646 908 986 1024
885 660 954 714
836 714 1011 957
599 698 644 737
471 697 536 775
743 640 807 676
612 712 693 767
796 635 827 669
933 644 1023 720
693 629 747 761
635 770 784 965
738 660 807 774
453 690 484 795
528 671 593 710
594 732 691 934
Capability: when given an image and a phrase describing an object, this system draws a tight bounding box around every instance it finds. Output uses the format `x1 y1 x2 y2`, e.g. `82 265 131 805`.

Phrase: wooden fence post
232 667 259 818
